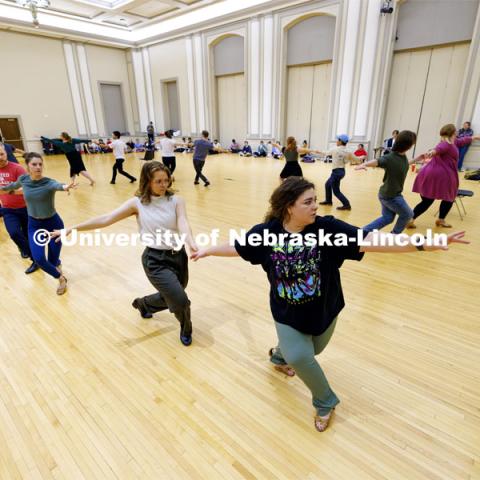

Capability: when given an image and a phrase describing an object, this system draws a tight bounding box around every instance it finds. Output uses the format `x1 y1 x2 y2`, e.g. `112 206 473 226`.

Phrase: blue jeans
363 194 413 234
325 168 350 207
458 145 470 170
1 207 31 257
28 213 64 278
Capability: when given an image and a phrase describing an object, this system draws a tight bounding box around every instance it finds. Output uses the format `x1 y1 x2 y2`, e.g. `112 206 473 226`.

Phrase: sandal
314 409 335 432
268 348 296 377
56 276 68 295
435 219 452 228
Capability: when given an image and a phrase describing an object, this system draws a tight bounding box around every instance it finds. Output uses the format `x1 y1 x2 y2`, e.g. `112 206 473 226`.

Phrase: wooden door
0 117 24 150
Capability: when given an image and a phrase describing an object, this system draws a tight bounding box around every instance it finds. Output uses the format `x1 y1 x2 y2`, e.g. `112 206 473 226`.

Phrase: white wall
0 31 77 151
148 38 191 135
85 44 135 137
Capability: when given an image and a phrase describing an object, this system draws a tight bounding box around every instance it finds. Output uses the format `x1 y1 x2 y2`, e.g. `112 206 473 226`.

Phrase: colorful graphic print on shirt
270 243 321 304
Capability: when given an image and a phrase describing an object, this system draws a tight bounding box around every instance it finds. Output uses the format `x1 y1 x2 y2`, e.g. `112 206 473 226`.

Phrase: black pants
413 196 453 220
193 159 209 184
163 156 176 174
112 158 135 183
139 247 192 336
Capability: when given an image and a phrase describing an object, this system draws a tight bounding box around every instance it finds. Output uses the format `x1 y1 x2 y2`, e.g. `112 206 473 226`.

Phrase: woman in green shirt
0 152 74 295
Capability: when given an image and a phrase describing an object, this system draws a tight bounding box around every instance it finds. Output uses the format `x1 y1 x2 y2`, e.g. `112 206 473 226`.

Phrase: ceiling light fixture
15 0 50 28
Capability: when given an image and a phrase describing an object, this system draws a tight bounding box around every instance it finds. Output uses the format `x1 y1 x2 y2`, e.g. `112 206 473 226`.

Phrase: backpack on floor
464 169 480 180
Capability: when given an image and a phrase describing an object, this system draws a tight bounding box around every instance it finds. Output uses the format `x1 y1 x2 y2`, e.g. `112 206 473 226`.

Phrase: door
0 117 24 150
216 73 247 147
164 81 181 131
285 62 332 150
100 83 127 136
383 43 469 155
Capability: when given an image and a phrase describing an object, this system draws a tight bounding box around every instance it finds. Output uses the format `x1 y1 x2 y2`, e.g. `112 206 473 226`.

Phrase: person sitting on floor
239 141 252 157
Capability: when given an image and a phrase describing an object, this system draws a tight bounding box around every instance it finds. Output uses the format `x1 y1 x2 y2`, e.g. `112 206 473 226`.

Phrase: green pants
270 318 339 416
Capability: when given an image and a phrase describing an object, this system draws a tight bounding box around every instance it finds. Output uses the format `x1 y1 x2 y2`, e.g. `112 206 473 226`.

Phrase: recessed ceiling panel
126 1 175 18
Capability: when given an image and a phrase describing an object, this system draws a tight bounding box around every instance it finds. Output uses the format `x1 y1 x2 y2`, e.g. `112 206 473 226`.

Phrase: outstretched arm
360 231 469 253
190 243 239 261
355 158 378 170
51 197 138 239
0 179 22 192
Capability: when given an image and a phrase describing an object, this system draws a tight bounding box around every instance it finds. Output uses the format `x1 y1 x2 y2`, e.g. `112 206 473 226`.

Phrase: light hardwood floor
1 151 479 480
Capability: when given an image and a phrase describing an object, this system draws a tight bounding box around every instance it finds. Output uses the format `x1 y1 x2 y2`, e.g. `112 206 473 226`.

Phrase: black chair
455 189 474 220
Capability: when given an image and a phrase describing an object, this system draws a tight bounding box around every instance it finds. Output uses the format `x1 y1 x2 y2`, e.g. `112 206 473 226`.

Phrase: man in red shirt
352 143 368 165
0 144 38 274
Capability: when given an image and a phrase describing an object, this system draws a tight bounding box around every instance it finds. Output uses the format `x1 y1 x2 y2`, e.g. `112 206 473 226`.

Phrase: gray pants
139 247 192 336
270 318 339 415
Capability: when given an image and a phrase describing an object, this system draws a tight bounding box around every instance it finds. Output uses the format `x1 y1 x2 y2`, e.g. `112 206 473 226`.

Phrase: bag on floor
464 169 480 180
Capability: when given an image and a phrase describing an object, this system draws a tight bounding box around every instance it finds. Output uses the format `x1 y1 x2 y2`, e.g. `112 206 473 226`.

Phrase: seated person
300 140 309 157
134 138 145 152
86 141 100 154
97 138 111 153
185 137 194 153
253 140 268 157
209 139 222 154
174 137 187 153
126 138 135 152
229 139 241 153
272 142 282 159
239 141 252 157
352 143 367 165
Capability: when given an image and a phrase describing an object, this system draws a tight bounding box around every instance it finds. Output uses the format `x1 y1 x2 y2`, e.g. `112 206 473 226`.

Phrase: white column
261 14 274 137
335 0 361 136
131 49 149 132
76 44 98 135
141 48 155 126
353 0 381 137
62 42 87 135
248 17 260 136
193 34 206 130
185 36 198 135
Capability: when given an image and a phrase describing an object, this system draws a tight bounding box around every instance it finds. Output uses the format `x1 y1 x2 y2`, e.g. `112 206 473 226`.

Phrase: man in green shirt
356 130 425 234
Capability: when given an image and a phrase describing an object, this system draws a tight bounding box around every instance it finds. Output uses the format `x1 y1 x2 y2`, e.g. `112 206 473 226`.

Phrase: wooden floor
1 151 479 480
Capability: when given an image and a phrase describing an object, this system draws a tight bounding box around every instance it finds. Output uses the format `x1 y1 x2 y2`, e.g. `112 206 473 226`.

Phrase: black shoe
204 182 210 187
194 181 200 185
110 181 116 184
180 334 192 346
130 178 137 183
25 262 40 274
336 205 351 211
20 251 30 259
132 298 153 319
319 201 333 205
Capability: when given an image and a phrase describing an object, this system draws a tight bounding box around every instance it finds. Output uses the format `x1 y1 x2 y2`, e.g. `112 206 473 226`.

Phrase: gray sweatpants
139 247 192 336
270 318 339 415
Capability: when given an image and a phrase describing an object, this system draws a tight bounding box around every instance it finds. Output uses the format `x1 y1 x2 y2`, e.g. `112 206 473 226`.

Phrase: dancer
41 132 95 185
357 130 425 234
318 134 353 210
0 144 38 274
52 162 197 346
408 124 480 229
110 131 137 184
273 137 317 180
0 152 73 294
191 176 468 432
192 130 213 186
157 130 181 174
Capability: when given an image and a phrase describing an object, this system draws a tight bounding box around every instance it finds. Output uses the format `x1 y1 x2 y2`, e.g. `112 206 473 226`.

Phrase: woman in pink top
408 124 479 228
